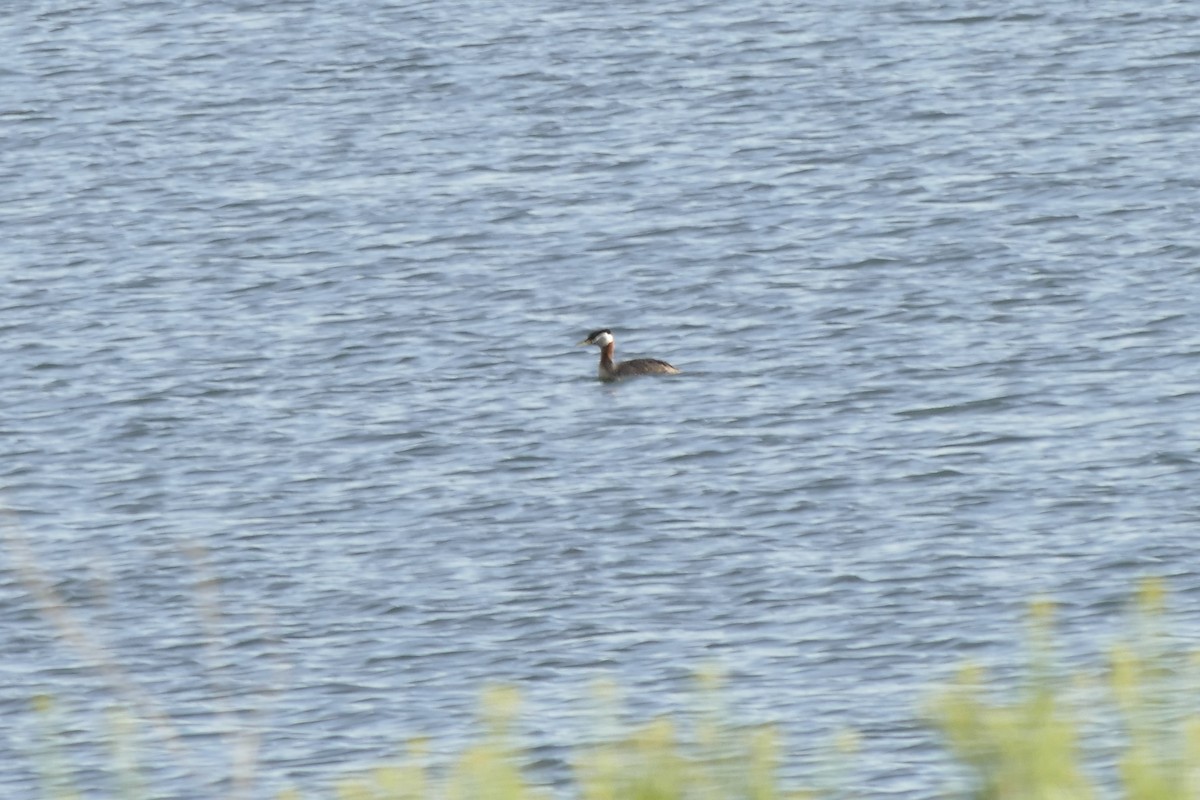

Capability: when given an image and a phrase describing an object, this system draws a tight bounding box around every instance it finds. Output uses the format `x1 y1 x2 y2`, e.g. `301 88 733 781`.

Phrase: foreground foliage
929 580 1200 800
328 677 814 800
27 580 1200 799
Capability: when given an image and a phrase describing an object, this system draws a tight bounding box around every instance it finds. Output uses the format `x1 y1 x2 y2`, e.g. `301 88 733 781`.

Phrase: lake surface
3 0 1200 796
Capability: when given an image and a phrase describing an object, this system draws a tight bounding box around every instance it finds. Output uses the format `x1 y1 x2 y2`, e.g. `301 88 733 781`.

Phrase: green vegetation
929 580 1200 800
23 580 1200 799
329 676 816 800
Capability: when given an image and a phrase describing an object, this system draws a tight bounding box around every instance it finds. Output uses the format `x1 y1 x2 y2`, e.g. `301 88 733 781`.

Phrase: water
3 0 1200 796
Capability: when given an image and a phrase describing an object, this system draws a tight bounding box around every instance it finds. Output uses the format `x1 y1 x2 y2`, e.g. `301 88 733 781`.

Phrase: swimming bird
577 329 680 381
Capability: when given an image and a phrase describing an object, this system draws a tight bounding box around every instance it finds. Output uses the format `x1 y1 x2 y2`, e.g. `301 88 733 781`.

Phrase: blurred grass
928 578 1200 800
24 579 1200 799
331 677 813 800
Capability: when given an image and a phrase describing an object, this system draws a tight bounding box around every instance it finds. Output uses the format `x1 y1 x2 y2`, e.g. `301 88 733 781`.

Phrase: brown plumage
577 329 681 381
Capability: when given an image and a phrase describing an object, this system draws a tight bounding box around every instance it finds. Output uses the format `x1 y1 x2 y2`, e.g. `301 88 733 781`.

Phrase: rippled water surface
4 0 1200 796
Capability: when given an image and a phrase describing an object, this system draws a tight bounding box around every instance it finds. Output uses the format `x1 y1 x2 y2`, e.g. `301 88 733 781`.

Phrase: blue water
3 1 1200 796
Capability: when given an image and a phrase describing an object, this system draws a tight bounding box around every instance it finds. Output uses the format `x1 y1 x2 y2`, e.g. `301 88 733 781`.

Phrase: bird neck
598 342 617 379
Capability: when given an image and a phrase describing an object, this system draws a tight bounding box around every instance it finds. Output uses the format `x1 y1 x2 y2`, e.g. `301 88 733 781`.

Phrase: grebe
577 329 681 381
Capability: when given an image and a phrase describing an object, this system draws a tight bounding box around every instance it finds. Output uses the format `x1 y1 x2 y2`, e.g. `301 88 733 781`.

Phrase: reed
331 676 813 800
22 578 1200 799
928 579 1200 800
